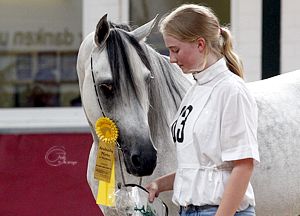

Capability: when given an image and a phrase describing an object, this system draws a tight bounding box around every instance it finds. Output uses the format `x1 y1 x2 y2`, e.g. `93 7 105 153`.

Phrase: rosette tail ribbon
94 117 119 207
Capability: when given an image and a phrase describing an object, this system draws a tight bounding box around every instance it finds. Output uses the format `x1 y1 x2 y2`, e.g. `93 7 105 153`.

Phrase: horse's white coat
247 71 300 215
77 16 300 216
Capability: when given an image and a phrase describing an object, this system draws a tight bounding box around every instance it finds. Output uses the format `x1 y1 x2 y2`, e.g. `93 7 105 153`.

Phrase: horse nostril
131 154 141 168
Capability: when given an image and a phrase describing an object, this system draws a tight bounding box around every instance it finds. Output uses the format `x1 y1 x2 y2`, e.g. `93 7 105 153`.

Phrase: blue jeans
179 205 255 216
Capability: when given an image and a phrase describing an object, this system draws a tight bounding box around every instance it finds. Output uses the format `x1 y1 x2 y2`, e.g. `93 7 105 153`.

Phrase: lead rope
116 142 127 187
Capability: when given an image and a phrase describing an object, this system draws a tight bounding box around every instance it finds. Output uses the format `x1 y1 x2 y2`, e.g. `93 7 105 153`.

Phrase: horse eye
99 83 113 97
101 83 113 90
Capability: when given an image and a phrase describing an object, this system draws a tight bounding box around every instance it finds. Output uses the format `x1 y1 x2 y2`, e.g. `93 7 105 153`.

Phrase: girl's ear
196 37 206 52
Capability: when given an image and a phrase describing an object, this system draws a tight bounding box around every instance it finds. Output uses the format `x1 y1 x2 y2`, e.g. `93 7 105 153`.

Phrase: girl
146 4 260 216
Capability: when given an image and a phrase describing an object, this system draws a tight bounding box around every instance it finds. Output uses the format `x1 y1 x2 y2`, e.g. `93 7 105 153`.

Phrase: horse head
88 14 159 176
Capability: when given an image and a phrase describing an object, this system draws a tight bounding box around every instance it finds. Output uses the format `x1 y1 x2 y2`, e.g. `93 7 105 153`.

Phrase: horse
77 15 300 216
76 14 191 215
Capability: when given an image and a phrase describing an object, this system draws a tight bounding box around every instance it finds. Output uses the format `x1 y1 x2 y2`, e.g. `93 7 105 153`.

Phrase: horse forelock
109 22 132 32
105 27 152 111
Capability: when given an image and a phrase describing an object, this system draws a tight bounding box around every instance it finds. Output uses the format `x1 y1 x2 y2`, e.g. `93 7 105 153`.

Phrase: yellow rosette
95 117 119 144
94 117 119 207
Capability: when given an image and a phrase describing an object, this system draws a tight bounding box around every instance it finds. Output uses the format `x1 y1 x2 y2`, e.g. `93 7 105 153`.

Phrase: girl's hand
145 181 159 202
145 172 175 202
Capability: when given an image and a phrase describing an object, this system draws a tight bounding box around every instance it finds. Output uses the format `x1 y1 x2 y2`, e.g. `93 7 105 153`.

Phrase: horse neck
146 46 191 147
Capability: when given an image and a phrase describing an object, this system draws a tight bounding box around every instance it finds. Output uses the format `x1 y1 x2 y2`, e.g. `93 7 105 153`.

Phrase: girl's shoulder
215 71 256 105
217 71 248 94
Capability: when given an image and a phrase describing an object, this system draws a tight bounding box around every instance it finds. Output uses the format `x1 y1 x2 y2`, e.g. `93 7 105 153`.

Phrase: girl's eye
171 49 179 53
169 48 179 54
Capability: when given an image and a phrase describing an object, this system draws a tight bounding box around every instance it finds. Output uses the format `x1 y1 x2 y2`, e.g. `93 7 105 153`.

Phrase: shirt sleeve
220 89 260 163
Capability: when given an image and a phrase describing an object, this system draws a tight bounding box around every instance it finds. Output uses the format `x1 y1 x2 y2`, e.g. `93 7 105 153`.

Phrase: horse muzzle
121 136 157 177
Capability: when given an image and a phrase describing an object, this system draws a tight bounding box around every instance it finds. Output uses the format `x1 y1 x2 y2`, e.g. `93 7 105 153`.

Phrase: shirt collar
193 57 228 85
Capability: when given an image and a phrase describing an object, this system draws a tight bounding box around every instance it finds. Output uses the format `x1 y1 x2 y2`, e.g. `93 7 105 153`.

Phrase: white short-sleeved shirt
170 58 260 211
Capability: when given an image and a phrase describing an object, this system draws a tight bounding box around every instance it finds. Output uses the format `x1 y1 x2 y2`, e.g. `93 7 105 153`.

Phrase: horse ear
94 14 110 48
131 15 159 41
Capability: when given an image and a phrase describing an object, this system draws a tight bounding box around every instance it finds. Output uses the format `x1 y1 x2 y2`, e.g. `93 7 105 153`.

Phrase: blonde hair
159 4 244 78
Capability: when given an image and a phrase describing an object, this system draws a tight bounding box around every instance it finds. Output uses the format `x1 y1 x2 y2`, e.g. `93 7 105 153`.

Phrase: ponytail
220 27 244 78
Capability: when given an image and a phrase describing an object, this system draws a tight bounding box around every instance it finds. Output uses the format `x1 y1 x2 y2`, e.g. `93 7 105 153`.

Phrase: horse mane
105 23 191 147
145 47 191 145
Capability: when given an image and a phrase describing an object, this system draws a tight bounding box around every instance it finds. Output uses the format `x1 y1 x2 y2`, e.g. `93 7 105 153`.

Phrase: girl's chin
180 66 196 74
180 67 188 73
182 69 194 74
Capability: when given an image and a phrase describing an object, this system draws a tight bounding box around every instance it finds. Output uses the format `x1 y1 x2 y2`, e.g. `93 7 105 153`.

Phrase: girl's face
163 35 205 74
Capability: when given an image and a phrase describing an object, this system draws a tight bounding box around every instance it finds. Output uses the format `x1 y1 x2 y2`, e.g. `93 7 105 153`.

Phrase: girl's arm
215 158 254 216
145 172 176 202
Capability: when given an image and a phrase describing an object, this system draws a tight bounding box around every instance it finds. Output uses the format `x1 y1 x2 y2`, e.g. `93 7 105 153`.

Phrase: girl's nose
169 53 177 63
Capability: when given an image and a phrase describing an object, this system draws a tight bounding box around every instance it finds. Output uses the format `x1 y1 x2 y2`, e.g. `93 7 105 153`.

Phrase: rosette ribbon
94 117 119 207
